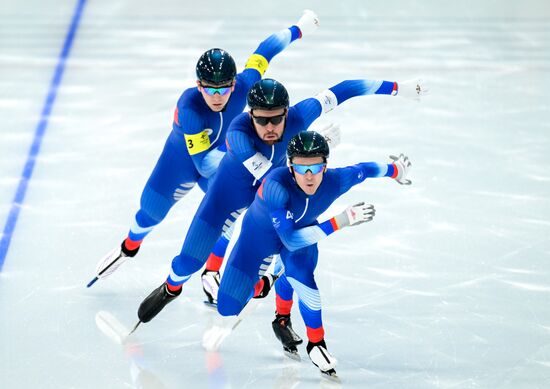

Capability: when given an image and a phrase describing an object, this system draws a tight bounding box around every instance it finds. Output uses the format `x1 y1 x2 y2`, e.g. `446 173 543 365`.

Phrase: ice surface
1 0 550 388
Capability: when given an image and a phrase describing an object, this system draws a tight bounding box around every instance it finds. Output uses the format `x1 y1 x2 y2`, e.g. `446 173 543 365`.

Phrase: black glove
253 274 275 299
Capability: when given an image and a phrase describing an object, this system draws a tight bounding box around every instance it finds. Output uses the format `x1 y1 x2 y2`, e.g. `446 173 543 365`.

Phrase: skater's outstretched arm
239 10 320 87
260 155 411 251
293 77 429 130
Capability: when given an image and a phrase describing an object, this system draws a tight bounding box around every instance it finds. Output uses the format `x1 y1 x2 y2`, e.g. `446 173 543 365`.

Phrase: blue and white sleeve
262 179 341 252
239 25 303 87
337 162 397 195
309 79 399 117
174 108 215 177
200 146 226 178
272 208 348 252
292 78 398 127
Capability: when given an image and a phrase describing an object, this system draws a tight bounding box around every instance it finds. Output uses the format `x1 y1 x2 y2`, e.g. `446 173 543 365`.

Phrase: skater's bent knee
217 293 244 316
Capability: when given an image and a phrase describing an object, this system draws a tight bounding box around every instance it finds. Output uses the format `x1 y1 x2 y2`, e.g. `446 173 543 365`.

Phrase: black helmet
196 48 236 85
287 131 330 162
247 78 289 110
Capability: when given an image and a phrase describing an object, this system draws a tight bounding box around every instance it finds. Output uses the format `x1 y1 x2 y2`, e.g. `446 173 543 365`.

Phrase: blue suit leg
273 256 295 315
167 172 255 287
128 130 200 243
281 245 325 342
217 216 280 316
274 273 294 314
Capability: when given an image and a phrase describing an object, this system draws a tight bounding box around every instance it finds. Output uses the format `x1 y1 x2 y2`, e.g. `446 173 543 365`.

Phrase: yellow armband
244 54 269 76
184 130 211 155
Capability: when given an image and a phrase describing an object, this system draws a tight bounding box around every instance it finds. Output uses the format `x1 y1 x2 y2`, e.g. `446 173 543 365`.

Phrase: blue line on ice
0 0 87 271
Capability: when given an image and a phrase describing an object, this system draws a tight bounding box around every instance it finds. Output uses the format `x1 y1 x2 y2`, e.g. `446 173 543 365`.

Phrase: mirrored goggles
200 83 233 96
292 162 326 175
251 112 286 126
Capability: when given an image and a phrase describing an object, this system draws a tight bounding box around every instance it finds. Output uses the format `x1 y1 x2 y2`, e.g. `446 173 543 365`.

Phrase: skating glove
296 9 320 37
333 202 375 229
390 154 412 185
314 123 341 149
397 78 429 101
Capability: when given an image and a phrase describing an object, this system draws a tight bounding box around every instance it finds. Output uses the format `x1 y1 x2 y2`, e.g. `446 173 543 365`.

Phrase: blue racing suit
125 25 303 245
165 78 399 286
217 163 397 342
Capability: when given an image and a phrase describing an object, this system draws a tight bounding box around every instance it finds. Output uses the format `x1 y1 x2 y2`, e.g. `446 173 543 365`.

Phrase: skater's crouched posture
216 131 412 376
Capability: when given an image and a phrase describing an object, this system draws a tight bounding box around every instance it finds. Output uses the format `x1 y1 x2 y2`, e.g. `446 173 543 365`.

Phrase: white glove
389 154 412 185
333 202 375 229
313 123 341 149
397 78 429 101
296 9 320 37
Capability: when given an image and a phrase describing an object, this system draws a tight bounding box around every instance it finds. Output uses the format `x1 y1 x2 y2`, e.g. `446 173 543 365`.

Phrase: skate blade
321 368 340 382
284 349 301 361
203 300 218 310
283 344 301 361
128 320 142 336
86 276 99 288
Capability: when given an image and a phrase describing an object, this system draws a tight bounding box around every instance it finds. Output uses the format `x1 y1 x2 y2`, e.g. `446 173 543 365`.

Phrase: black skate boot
138 283 181 323
272 314 303 358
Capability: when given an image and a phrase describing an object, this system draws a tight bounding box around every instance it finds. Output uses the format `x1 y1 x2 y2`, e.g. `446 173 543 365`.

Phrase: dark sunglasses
292 163 326 175
251 112 286 126
200 83 233 96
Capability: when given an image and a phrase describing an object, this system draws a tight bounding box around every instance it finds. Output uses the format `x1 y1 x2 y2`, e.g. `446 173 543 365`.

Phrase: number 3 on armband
184 130 211 155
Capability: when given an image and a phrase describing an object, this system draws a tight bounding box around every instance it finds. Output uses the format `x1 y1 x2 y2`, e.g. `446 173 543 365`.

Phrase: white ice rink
1 0 550 388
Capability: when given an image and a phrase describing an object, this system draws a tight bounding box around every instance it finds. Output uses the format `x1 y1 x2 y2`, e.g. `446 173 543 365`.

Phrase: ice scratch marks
364 266 429 279
400 289 440 297
499 280 550 293
497 267 537 275
445 271 550 294
535 360 550 368
427 221 460 232
522 218 550 227
471 190 543 202
525 174 550 182
444 274 502 290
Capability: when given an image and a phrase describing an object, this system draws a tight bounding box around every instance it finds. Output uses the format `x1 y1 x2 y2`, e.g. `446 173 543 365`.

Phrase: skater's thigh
280 245 319 287
225 227 277 280
145 141 200 199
